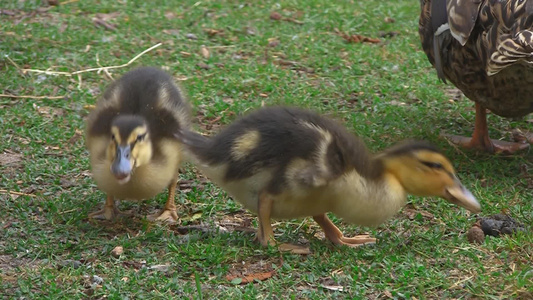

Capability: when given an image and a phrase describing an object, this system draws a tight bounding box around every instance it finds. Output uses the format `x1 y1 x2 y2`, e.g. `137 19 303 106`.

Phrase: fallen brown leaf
267 37 280 47
204 28 224 37
341 33 380 44
111 246 124 258
92 12 119 31
92 18 117 31
162 29 180 36
197 62 211 70
270 11 282 20
33 104 64 118
0 152 23 167
225 271 275 284
164 11 177 20
200 45 210 59
403 208 434 220
0 9 17 16
95 12 120 21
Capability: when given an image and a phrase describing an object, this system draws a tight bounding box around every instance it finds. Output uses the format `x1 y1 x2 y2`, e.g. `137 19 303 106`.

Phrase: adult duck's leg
149 176 179 223
313 214 375 247
89 194 132 220
257 192 311 254
445 103 529 154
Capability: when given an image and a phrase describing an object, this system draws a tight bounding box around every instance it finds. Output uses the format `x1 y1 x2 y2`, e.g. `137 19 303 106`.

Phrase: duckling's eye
422 161 443 169
111 134 116 141
136 133 146 142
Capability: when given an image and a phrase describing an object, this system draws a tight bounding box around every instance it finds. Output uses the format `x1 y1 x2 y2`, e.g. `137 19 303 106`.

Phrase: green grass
1 0 532 298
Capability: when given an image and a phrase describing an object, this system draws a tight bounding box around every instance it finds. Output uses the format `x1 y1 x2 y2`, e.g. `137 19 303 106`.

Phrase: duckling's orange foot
278 243 312 255
443 134 529 154
147 209 178 224
89 207 132 221
336 235 377 247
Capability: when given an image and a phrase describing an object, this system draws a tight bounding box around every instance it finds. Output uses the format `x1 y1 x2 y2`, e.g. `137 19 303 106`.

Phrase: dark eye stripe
130 133 147 149
137 133 147 141
421 161 443 169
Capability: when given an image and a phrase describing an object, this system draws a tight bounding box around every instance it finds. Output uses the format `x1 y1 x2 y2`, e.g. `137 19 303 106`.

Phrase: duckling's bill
443 179 480 213
111 144 133 184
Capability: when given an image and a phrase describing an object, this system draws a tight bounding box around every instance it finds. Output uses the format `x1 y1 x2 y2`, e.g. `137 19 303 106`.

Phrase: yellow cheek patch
126 126 149 144
231 130 260 160
414 150 456 174
110 126 122 144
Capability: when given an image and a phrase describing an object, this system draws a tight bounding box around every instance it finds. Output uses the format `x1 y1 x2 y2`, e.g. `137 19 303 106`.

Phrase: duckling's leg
444 103 529 154
257 192 311 254
313 214 375 247
148 177 179 223
89 195 132 220
256 192 276 247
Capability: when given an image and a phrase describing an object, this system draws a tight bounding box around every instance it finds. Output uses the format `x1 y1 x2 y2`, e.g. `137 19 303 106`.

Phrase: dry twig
6 43 162 77
0 94 65 100
0 189 36 197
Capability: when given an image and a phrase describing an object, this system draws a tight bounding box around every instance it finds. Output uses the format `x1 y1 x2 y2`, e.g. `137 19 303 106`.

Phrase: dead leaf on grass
1 9 17 16
267 37 280 47
33 103 64 118
335 29 380 44
269 11 282 20
164 11 177 20
0 152 23 167
342 33 381 44
92 12 119 31
269 11 303 24
383 290 394 298
200 45 210 59
403 207 434 220
67 129 84 145
204 28 224 37
162 29 180 37
60 178 76 188
197 62 211 70
225 271 275 284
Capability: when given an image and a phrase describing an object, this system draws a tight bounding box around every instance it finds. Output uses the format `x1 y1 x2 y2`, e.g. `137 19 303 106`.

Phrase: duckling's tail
174 128 210 152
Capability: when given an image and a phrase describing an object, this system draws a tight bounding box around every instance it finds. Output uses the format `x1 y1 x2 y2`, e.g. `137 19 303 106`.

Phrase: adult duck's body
419 0 533 153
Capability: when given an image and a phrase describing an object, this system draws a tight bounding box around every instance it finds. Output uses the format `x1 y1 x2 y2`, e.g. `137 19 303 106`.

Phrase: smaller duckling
86 67 190 222
175 106 481 252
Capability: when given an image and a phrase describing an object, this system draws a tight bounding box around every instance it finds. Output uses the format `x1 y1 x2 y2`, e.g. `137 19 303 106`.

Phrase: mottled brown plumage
419 0 533 153
175 106 480 253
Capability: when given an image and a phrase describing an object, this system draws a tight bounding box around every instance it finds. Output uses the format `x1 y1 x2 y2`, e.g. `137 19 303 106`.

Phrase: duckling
175 106 481 252
419 0 533 153
86 67 190 222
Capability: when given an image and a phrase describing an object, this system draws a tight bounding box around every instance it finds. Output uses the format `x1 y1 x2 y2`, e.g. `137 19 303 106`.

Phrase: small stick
7 43 162 77
0 189 36 197
0 94 65 99
58 208 79 215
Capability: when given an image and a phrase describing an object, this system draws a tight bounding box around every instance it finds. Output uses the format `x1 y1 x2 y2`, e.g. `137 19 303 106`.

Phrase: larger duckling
175 107 480 252
419 0 533 153
86 67 190 222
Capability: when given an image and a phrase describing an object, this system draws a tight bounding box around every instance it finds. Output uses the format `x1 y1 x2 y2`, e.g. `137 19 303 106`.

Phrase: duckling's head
381 142 481 213
106 115 152 184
